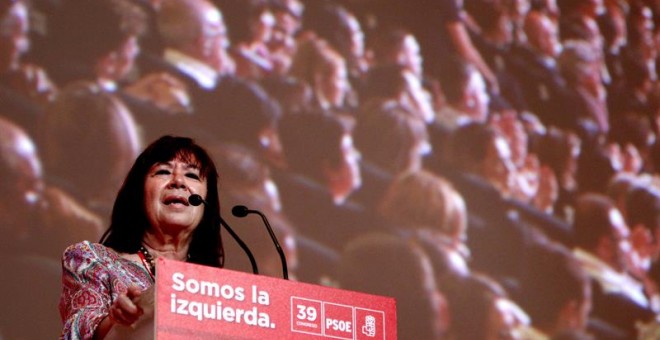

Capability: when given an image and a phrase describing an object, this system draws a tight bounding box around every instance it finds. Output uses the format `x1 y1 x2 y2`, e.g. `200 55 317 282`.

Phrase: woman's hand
109 286 145 326
94 285 153 339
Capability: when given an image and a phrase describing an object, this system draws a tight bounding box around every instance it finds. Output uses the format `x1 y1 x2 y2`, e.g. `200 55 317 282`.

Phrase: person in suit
572 193 657 337
518 240 593 338
509 11 570 130
275 110 382 252
152 0 285 165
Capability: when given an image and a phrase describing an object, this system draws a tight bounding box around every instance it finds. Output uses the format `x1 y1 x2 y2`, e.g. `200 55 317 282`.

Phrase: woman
59 136 223 339
288 37 352 112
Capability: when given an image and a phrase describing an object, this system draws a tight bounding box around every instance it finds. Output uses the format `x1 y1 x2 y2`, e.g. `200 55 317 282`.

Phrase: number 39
296 305 317 321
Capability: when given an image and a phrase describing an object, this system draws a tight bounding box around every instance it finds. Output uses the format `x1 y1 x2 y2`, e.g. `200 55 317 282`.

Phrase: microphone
188 195 259 275
232 205 289 280
231 205 249 217
188 194 206 207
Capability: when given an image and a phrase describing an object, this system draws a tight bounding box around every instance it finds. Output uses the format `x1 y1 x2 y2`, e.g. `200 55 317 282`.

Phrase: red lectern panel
155 257 397 339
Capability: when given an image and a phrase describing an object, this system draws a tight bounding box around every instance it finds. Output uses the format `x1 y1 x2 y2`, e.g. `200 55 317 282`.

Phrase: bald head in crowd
0 117 44 246
158 0 231 72
524 11 562 59
0 117 43 206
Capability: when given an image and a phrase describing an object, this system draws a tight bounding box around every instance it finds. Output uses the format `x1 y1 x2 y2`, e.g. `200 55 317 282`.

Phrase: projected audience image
3 0 660 338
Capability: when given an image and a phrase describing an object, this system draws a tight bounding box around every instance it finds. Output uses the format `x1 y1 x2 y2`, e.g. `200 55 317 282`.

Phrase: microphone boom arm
189 194 259 275
251 209 289 280
220 217 259 275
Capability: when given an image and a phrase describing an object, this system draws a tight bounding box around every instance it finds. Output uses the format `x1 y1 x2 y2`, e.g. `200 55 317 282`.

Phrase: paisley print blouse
59 241 153 339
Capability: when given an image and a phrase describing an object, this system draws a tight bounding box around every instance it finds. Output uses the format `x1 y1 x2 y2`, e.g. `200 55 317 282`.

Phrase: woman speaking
59 136 224 339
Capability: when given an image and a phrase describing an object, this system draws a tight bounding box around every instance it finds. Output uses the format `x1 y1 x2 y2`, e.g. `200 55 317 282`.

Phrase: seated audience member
440 122 573 276
265 0 304 75
466 0 528 111
606 172 642 221
47 0 191 142
377 170 468 259
490 112 549 206
624 186 660 285
275 111 380 251
366 29 436 122
575 141 617 195
151 0 233 88
572 194 656 337
435 57 491 131
338 233 449 340
288 36 352 114
368 28 424 79
39 84 142 217
302 2 367 86
556 0 603 45
518 240 593 338
608 113 655 174
0 118 68 339
359 64 434 123
155 0 286 163
0 116 104 262
598 1 627 90
557 40 610 136
443 271 530 339
350 0 498 93
353 100 430 176
608 48 658 121
211 143 339 284
46 0 145 87
533 127 581 220
450 123 516 198
231 1 278 80
509 11 569 129
0 0 57 137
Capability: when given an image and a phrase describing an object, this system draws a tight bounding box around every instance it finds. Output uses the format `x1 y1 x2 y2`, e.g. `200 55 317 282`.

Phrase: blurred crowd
3 0 660 338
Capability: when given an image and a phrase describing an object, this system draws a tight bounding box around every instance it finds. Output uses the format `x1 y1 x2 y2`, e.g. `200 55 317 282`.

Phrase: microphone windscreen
232 205 250 217
189 194 205 206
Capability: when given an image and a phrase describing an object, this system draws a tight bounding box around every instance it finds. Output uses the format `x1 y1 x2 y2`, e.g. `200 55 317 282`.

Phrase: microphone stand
233 206 288 280
220 217 259 275
189 194 259 275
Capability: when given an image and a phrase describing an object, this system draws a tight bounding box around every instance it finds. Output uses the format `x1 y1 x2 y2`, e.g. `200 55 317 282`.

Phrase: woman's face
144 157 208 233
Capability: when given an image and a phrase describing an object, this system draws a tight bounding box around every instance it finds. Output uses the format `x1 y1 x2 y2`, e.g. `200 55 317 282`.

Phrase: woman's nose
168 173 187 188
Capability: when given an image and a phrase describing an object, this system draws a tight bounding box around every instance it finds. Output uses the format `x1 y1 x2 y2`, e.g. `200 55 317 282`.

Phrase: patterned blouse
59 241 153 340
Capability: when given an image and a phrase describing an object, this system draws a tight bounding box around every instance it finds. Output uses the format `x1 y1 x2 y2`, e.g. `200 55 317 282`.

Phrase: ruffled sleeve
59 241 115 340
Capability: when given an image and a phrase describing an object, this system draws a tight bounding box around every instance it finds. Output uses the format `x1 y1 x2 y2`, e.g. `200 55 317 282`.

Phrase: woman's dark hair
101 135 223 268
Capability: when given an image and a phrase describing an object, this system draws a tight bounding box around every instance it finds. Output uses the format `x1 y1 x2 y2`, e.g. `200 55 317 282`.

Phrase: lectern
155 257 398 339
